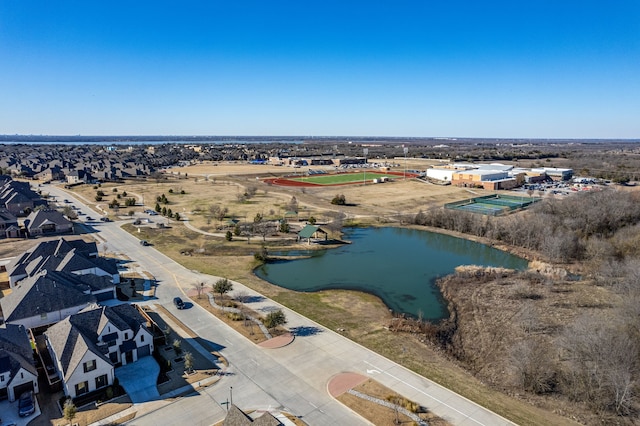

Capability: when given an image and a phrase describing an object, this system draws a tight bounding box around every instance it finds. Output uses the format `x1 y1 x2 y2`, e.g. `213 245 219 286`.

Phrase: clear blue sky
1 1 638 138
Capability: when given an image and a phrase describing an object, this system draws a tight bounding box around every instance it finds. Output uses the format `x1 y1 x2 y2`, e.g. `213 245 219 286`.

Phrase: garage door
13 381 34 399
137 344 151 358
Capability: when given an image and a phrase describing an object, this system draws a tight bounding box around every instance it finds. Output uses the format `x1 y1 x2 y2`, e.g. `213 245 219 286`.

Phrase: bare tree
192 282 206 299
510 338 557 394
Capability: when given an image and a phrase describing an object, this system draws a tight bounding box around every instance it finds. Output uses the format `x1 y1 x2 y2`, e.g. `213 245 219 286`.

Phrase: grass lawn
288 171 398 185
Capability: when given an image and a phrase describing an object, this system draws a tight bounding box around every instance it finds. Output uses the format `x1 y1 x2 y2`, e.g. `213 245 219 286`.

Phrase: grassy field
49 163 581 425
288 171 399 185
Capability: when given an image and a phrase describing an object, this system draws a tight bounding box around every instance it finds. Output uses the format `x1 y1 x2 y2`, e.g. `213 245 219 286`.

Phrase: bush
227 312 244 321
331 194 346 205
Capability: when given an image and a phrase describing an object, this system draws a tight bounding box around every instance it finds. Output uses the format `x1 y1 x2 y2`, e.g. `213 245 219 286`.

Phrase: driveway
115 356 160 403
0 394 41 426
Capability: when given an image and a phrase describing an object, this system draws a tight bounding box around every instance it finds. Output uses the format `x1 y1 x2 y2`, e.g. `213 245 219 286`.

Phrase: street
45 184 514 426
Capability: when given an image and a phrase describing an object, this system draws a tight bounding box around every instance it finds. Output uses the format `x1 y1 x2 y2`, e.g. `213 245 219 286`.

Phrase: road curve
45 184 515 426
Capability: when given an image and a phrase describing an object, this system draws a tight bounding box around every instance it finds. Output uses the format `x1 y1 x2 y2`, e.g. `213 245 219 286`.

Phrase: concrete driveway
115 356 160 403
0 394 41 426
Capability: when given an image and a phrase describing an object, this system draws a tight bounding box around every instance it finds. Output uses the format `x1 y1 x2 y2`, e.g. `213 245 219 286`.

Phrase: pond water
255 227 528 321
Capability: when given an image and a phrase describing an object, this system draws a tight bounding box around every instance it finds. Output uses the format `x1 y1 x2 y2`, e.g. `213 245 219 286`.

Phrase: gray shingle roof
0 270 96 323
25 209 72 231
45 317 108 381
7 238 114 284
222 405 282 426
7 238 99 281
0 324 37 378
45 304 149 381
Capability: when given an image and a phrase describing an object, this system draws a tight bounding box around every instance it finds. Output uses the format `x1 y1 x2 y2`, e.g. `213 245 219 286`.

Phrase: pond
255 227 528 321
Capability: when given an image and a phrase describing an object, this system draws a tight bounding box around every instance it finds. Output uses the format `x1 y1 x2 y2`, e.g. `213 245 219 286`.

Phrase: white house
0 324 39 402
0 270 96 329
45 304 154 399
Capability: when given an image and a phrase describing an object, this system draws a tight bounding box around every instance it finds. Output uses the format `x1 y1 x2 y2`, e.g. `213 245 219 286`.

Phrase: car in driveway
18 391 35 417
173 297 185 309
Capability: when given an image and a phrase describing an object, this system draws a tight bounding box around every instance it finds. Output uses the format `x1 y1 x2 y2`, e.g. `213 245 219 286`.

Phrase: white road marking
364 360 487 426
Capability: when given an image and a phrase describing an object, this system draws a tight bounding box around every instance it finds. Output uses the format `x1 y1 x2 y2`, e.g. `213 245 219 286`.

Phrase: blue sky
1 1 638 138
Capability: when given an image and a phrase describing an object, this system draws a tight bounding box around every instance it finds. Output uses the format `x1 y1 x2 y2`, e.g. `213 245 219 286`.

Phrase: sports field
445 194 539 216
265 171 417 187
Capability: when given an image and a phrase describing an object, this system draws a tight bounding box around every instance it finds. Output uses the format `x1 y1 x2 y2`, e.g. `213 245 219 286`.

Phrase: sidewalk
90 304 223 426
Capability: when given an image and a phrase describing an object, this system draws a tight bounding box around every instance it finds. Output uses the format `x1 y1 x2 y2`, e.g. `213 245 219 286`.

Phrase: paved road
45 184 514 426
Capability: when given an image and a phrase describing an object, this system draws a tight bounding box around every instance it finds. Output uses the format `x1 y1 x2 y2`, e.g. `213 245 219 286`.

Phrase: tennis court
445 194 540 216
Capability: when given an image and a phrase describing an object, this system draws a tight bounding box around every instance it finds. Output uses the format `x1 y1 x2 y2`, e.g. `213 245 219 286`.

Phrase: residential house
0 177 47 216
0 208 19 238
45 304 154 399
6 237 118 288
0 324 39 402
34 165 65 182
66 169 90 184
24 209 73 237
0 270 97 329
222 405 281 426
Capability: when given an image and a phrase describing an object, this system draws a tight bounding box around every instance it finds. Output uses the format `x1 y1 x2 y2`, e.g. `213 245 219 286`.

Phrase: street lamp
403 147 408 180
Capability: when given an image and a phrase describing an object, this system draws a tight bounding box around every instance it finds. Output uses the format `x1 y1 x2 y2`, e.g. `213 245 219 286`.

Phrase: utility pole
363 148 368 185
403 146 408 180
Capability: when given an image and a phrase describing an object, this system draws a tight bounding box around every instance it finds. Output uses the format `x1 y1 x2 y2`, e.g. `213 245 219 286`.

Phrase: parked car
173 297 185 309
18 391 35 417
140 240 149 246
86 216 93 221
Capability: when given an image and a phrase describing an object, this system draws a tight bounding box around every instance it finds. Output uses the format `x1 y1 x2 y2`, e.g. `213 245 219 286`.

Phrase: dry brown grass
192 293 281 344
337 379 450 426
55 168 587 425
48 396 133 426
58 163 471 235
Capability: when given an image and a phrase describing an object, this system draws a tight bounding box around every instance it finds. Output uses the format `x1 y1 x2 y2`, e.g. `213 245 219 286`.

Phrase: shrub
331 194 346 205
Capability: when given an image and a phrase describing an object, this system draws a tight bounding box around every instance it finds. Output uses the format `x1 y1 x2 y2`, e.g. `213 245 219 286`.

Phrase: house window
0 374 4 382
95 374 108 389
75 381 89 396
40 312 47 320
83 359 97 373
124 332 129 339
140 334 144 342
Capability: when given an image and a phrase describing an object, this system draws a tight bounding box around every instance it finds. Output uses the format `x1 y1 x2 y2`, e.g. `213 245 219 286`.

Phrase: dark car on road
173 297 185 309
18 391 35 417
140 240 149 246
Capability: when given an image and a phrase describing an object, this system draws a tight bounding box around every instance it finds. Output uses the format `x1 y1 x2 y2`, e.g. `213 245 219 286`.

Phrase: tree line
406 189 640 422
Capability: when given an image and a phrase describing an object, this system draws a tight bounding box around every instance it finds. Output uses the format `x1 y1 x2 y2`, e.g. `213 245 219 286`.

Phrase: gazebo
297 224 328 244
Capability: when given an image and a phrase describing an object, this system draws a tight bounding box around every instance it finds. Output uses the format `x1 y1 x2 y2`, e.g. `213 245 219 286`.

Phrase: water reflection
255 227 527 321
